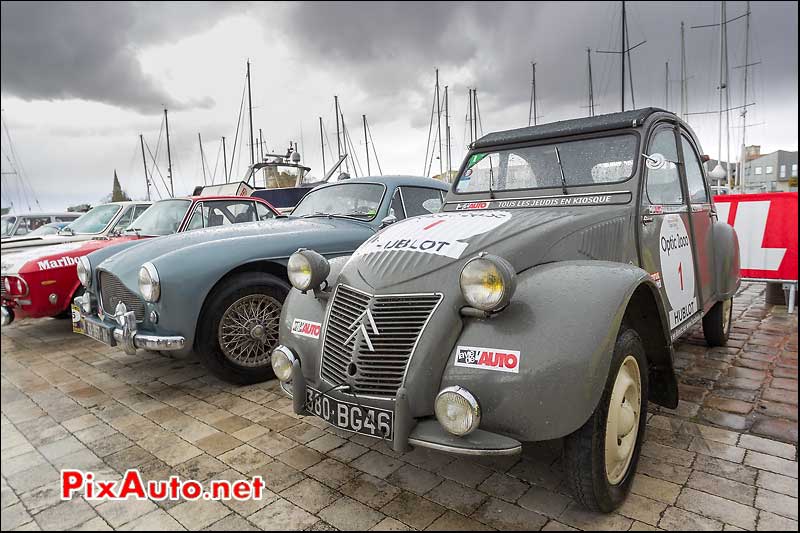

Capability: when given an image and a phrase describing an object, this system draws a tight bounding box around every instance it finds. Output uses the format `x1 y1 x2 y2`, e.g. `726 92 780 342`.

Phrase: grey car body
278 109 741 511
77 176 448 381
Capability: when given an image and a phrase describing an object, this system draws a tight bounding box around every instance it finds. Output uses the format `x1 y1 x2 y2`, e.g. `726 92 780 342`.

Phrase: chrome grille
0 276 6 298
320 284 441 398
99 271 145 322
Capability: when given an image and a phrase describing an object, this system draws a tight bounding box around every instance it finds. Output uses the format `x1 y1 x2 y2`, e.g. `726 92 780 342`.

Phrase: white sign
354 211 512 259
659 214 697 329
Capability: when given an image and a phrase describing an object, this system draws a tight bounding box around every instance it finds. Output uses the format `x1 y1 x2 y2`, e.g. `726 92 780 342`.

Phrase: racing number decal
659 214 697 329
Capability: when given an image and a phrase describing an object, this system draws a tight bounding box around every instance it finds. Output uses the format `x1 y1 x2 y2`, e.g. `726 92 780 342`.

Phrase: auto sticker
659 214 697 329
291 318 322 339
455 345 520 373
353 211 512 259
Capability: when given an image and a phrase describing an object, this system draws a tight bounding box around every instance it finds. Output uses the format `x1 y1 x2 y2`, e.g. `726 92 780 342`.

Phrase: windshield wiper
300 212 331 219
488 156 496 199
554 146 568 195
124 227 141 236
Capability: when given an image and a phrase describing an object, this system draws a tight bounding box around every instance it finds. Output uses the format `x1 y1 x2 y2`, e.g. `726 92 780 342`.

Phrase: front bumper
75 295 185 355
285 360 521 457
1 305 13 326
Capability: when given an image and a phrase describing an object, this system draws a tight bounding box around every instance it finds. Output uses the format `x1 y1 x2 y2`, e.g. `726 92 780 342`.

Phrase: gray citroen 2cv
272 108 741 511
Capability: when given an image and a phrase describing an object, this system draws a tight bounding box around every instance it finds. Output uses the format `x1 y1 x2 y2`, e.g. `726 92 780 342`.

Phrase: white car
1 212 81 240
1 202 151 253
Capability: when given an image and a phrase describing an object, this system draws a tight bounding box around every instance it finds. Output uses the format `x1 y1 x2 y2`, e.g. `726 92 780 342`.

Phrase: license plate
83 317 116 346
71 304 84 334
305 387 393 439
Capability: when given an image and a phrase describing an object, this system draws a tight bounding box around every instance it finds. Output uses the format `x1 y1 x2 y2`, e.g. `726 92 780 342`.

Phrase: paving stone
340 473 402 509
306 433 347 454
249 498 318 531
280 477 339 513
95 498 158 528
326 441 369 463
754 488 798 520
248 457 305 493
762 388 798 405
637 456 692 485
437 457 494 488
427 510 494 530
477 471 530 503
617 493 667 526
641 441 695 467
370 517 411 531
72 516 113 530
738 433 797 460
203 513 260 530
658 505 723 530
304 457 359 489
541 519 579 531
318 495 385 530
217 444 272 473
351 450 404 479
704 396 754 415
689 436 746 463
168 499 232 530
194 432 243 457
771 378 798 391
751 417 798 443
381 491 445 529
687 470 756 506
693 454 758 485
676 487 758 529
516 485 571 518
744 450 798 478
700 409 750 431
5 463 61 494
557 501 632 530
385 463 443 496
756 511 798 531
33 498 98 530
756 470 798 497
424 479 487 515
1 502 32 531
631 473 682 504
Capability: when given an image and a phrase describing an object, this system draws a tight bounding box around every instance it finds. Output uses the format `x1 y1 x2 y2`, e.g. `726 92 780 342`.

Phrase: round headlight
287 249 330 292
435 386 481 436
271 346 296 383
138 262 160 302
459 254 517 312
76 256 91 287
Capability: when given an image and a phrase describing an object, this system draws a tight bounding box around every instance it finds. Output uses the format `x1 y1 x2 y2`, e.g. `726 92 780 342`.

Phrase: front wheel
563 326 648 512
702 297 732 347
197 272 289 384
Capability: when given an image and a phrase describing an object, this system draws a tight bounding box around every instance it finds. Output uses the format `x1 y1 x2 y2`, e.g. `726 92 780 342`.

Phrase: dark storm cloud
0 2 234 114
276 1 797 130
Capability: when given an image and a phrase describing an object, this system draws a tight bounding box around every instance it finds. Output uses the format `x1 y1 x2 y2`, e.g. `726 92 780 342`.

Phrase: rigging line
144 139 171 198
344 118 363 177
1 112 39 209
422 85 438 176
211 139 223 185
475 91 484 136
229 77 247 181
0 147 27 211
366 119 383 175
149 114 165 187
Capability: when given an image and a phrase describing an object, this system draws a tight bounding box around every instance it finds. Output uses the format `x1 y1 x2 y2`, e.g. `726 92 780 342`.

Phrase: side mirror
59 227 74 236
380 214 397 228
642 153 666 170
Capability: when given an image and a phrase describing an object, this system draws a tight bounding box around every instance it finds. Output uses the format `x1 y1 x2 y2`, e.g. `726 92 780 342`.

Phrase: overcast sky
1 1 797 211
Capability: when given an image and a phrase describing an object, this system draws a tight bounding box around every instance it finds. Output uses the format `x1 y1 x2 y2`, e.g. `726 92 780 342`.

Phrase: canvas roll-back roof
473 107 669 149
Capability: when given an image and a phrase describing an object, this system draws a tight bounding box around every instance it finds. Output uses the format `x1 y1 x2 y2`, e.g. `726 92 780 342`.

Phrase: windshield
65 204 121 234
292 183 385 220
1 216 16 237
454 134 637 194
126 199 191 236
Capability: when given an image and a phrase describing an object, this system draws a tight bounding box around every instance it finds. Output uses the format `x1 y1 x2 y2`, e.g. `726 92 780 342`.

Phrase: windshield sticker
292 318 322 339
354 211 511 259
447 191 631 211
466 153 488 169
455 345 520 373
659 214 698 329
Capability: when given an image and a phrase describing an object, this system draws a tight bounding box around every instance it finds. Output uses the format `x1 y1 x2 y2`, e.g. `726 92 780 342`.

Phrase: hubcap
605 355 642 485
722 298 732 333
218 294 281 367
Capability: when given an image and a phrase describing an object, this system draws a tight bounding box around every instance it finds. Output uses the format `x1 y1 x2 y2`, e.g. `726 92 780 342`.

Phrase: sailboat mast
587 49 595 116
259 128 265 161
247 60 255 166
723 1 732 189
528 62 538 126
445 85 451 179
665 62 670 110
334 96 341 159
435 68 443 177
363 114 370 175
739 1 751 192
139 134 150 201
680 22 688 121
621 0 626 111
164 108 174 197
713 1 725 183
198 133 207 185
222 137 228 183
319 117 326 176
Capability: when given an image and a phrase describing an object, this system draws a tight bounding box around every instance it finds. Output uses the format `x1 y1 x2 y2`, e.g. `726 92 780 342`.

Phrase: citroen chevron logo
345 307 379 351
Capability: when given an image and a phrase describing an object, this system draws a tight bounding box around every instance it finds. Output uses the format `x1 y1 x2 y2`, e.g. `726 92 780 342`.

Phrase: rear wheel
563 325 648 512
702 297 732 347
197 272 289 384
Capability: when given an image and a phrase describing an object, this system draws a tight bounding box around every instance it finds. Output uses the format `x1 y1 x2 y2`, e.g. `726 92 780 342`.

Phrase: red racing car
1 195 278 325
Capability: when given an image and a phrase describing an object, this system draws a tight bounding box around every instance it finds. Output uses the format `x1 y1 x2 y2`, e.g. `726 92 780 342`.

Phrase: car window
186 203 205 231
390 189 406 220
67 204 122 234
14 216 51 235
132 204 150 221
646 129 684 205
111 206 136 232
400 187 444 217
255 202 276 221
681 136 709 203
55 215 80 222
187 200 258 229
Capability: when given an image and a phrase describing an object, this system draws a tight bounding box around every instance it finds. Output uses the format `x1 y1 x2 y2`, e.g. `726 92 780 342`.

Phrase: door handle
641 215 654 226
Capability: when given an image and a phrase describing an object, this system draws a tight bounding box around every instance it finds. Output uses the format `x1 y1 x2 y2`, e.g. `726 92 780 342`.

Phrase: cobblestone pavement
1 283 797 531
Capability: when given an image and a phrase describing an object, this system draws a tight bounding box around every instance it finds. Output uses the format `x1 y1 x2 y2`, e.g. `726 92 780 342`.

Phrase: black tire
197 272 289 385
55 287 85 319
702 297 732 347
563 325 649 513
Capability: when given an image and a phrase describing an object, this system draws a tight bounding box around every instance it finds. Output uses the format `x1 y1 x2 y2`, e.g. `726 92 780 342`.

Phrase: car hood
1 236 142 276
0 233 98 252
345 206 630 291
97 217 375 281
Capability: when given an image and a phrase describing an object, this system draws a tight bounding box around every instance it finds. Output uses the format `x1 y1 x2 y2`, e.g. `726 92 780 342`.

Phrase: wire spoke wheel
604 355 642 485
218 294 281 367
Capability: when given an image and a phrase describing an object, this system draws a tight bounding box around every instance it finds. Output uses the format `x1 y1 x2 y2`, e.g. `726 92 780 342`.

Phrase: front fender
712 220 741 299
439 260 668 442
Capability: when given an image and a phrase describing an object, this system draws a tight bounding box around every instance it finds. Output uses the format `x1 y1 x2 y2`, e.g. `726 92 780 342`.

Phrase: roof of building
473 107 670 149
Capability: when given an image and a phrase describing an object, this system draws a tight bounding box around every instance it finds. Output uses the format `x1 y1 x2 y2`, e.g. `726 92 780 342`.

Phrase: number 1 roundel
659 214 696 319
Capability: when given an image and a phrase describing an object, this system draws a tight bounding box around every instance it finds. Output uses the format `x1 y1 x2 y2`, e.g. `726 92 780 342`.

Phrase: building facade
741 148 798 193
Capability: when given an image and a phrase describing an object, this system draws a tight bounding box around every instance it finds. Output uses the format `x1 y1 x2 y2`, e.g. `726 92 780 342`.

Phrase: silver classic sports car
273 108 741 512
74 176 448 384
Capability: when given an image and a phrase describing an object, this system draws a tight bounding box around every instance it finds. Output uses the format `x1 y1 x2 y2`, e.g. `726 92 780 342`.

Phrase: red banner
713 192 798 282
